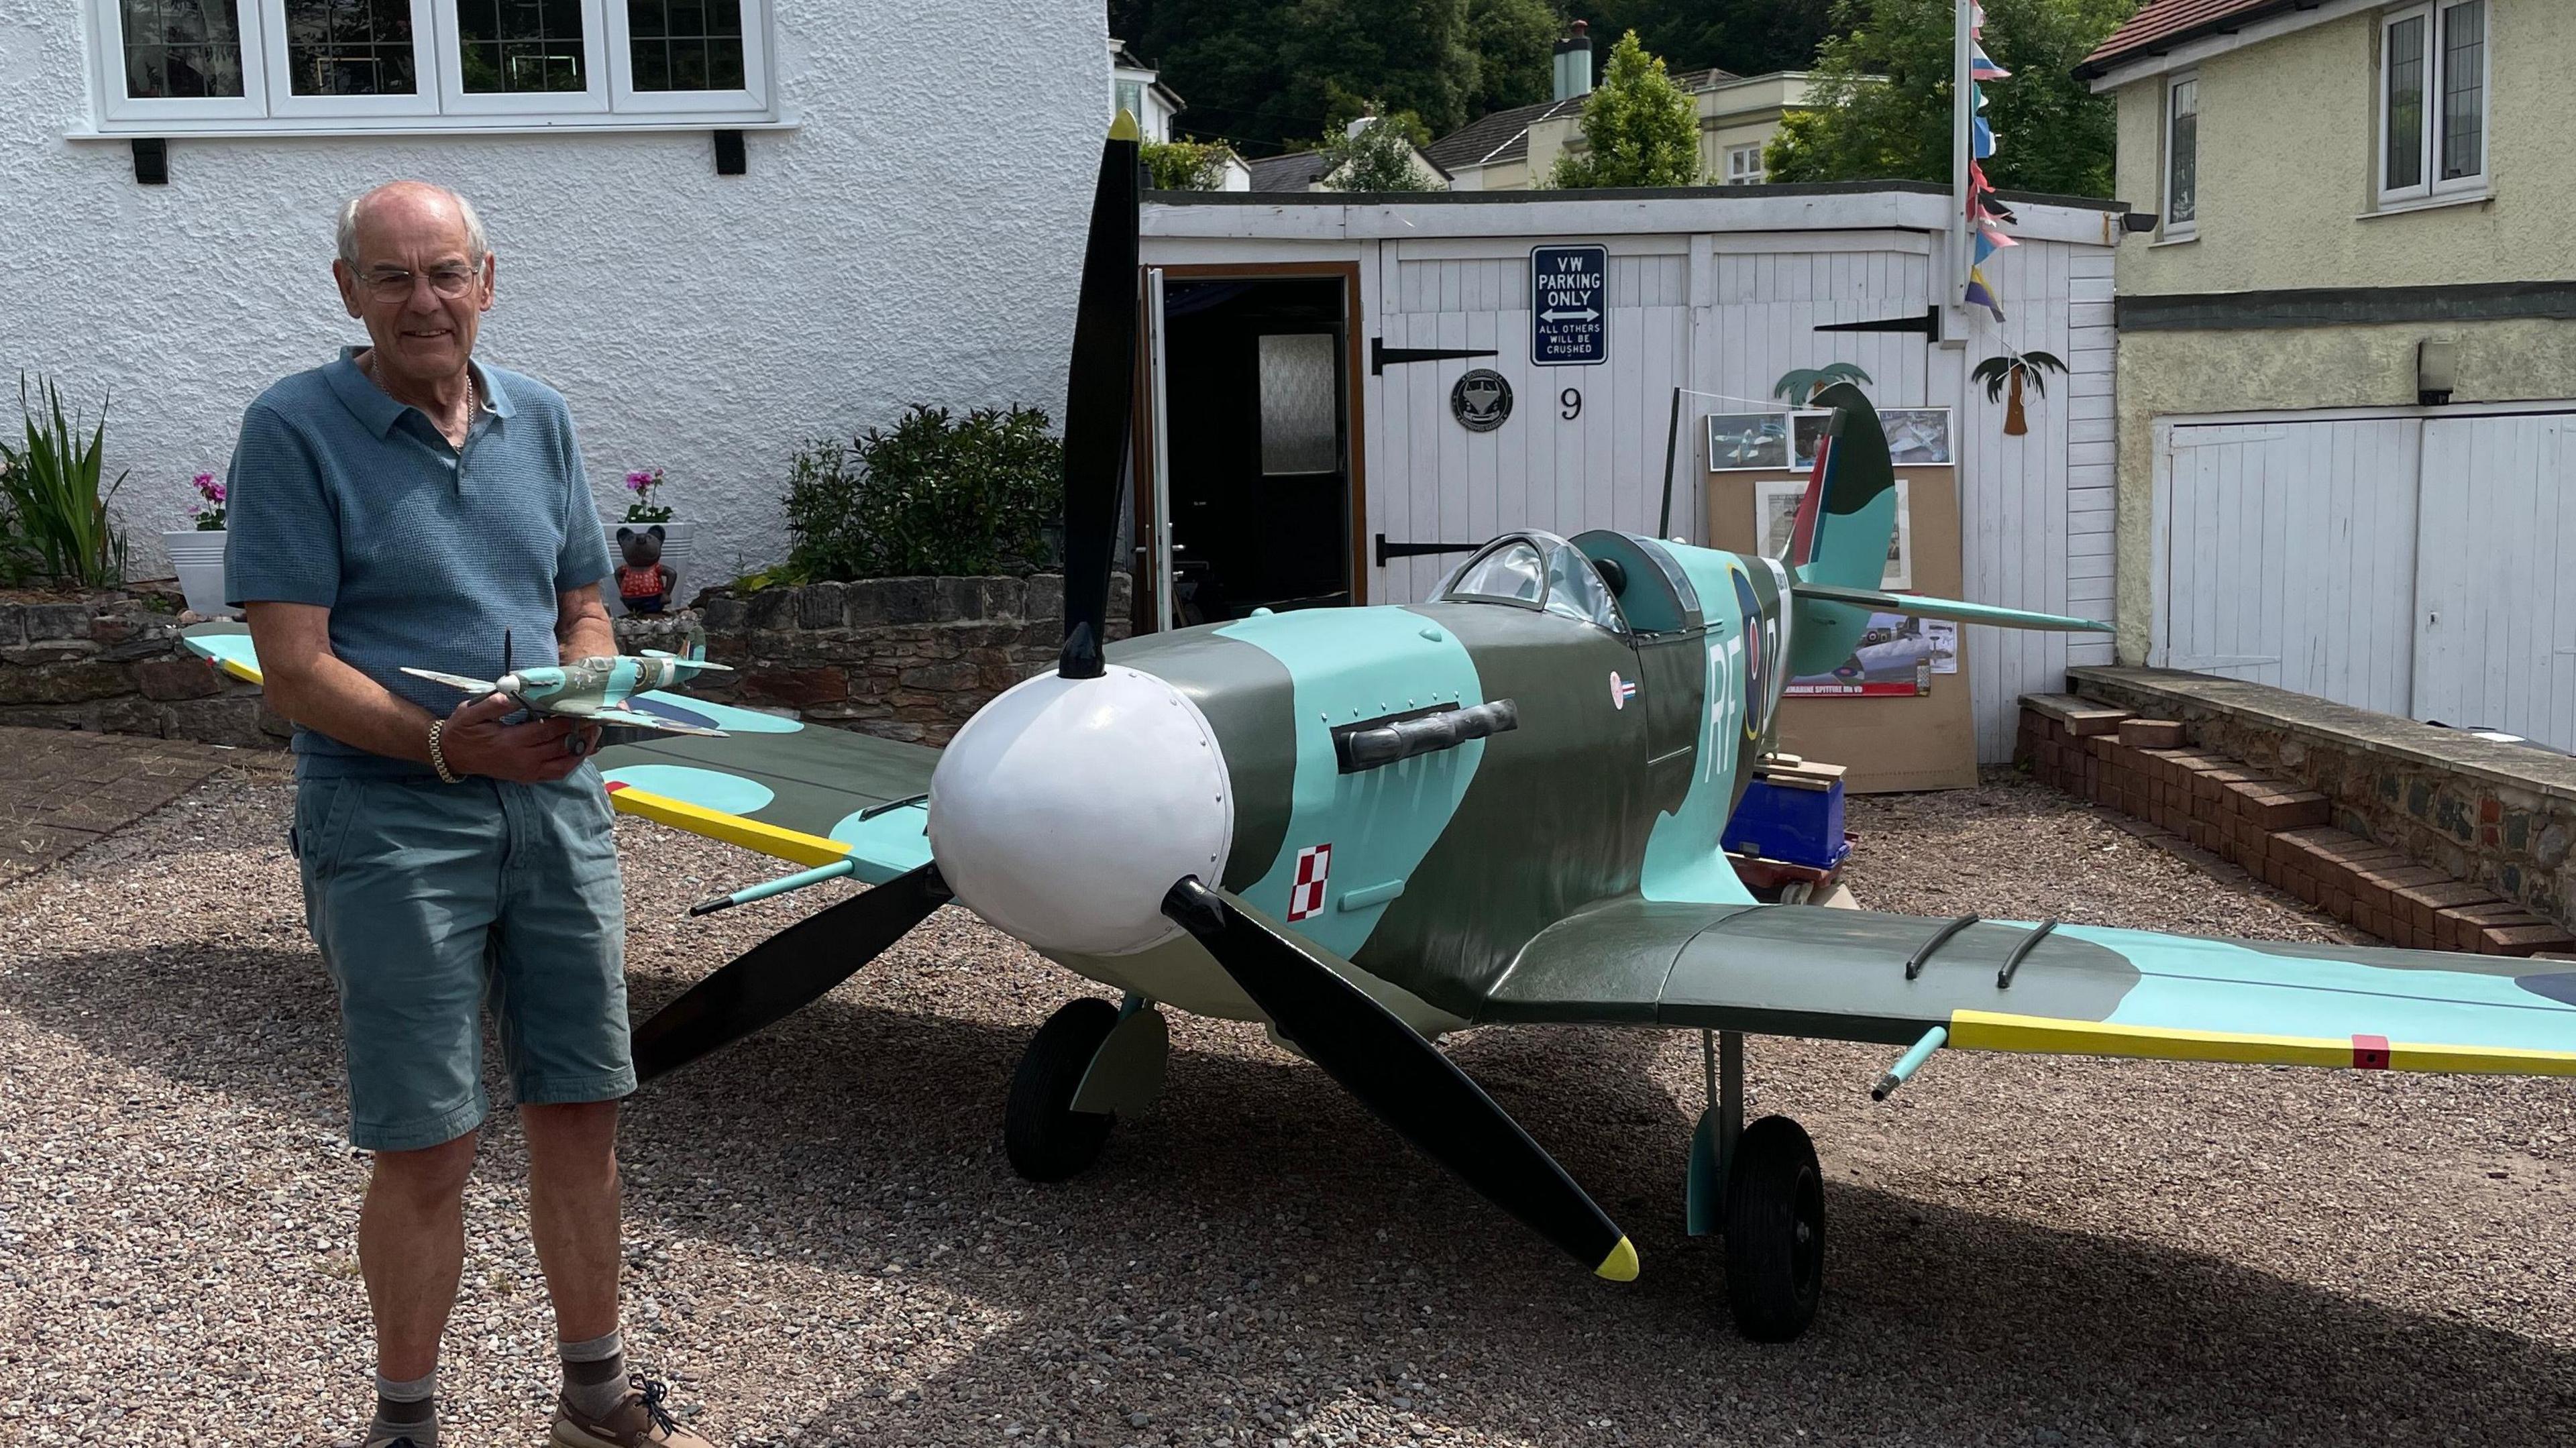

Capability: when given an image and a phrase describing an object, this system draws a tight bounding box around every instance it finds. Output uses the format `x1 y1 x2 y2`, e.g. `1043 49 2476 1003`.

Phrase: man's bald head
336 181 490 272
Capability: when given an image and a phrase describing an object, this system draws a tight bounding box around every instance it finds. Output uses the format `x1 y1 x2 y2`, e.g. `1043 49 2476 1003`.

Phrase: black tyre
1004 997 1120 1182
1722 1114 1825 1342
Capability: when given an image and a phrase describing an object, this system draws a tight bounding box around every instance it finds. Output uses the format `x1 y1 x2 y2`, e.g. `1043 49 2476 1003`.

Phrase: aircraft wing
1483 899 2576 1076
180 622 938 882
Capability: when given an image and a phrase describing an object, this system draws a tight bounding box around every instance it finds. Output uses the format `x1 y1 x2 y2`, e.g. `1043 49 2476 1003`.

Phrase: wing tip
1594 1235 1640 1282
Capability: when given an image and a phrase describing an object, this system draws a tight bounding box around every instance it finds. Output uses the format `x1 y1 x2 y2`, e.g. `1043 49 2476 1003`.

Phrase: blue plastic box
1721 777 1851 871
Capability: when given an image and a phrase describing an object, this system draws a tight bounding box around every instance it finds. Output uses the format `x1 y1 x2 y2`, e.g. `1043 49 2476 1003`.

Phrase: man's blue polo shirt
226 348 614 779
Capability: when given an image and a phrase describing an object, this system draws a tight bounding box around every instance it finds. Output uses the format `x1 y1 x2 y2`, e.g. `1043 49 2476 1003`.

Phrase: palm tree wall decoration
1971 351 2068 436
1772 363 1872 405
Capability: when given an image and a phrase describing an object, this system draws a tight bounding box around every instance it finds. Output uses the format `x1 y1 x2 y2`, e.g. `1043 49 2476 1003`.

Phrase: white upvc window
2379 0 2489 207
86 0 772 131
2161 71 2198 239
1725 143 1764 185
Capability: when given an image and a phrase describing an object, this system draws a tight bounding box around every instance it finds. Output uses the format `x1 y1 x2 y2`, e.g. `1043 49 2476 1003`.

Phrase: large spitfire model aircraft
194 118 2576 1343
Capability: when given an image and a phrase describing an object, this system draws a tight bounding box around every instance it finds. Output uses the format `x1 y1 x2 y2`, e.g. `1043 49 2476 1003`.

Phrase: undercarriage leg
1684 1029 1743 1236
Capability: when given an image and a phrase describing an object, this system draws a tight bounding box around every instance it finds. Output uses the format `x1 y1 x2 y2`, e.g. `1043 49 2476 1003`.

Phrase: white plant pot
163 528 235 618
602 518 697 616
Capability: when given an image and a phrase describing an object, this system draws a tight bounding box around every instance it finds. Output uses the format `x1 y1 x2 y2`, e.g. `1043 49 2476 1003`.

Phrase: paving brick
2118 718 2188 748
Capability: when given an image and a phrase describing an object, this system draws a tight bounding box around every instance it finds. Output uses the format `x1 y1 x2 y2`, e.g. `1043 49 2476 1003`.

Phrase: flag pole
1951 0 1974 317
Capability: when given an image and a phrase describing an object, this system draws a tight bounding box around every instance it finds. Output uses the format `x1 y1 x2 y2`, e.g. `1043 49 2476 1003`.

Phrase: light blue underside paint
1216 608 1487 958
600 764 774 816
826 803 935 884
184 631 262 677
1640 549 1756 906
2060 924 2576 1053
627 691 805 733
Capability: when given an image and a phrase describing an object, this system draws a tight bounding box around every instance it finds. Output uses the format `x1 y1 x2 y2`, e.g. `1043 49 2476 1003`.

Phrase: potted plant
604 466 694 615
161 469 233 618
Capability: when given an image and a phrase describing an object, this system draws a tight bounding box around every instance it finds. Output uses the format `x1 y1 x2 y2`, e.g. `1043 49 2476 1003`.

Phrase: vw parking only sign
1530 243 1607 367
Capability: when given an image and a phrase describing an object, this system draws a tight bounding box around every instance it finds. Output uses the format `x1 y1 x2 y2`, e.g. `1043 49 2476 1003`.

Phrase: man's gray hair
335 183 491 270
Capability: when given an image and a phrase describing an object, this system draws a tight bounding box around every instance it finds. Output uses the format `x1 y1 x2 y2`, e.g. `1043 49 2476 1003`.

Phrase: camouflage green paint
1107 628 1298 893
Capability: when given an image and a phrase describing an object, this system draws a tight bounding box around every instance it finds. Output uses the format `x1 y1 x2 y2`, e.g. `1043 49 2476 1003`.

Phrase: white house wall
1147 192 2121 765
1 0 1106 575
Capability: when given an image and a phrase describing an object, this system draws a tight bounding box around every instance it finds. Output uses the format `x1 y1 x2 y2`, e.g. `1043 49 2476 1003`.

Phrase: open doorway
1152 273 1360 624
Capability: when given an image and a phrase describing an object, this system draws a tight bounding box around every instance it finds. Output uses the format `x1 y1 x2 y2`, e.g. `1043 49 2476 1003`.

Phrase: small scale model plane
192 116 2576 1343
402 639 735 738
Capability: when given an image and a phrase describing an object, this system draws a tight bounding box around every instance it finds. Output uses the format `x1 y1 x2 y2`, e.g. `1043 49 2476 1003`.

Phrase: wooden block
2118 718 2188 748
2022 694 2133 736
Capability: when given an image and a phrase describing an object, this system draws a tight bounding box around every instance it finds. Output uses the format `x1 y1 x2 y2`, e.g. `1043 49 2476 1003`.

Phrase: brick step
2018 697 2576 958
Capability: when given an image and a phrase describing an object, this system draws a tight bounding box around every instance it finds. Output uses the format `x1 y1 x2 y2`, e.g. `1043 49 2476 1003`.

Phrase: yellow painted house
2080 0 2576 751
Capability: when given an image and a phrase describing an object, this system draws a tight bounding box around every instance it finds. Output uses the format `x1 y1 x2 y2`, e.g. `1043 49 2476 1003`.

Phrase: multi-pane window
628 0 744 91
2381 1 2488 205
457 0 587 93
1725 144 1764 184
88 0 767 127
282 0 417 95
121 0 248 98
2163 74 2197 237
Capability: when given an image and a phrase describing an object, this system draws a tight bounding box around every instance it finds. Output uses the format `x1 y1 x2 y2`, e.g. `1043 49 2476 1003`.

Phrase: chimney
1553 19 1593 103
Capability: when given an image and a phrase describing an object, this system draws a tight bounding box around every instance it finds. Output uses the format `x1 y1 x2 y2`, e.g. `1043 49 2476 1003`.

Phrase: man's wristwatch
428 718 463 784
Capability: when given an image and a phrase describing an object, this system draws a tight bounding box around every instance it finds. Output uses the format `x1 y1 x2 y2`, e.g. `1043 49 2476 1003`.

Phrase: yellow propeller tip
1110 109 1141 142
1594 1236 1639 1282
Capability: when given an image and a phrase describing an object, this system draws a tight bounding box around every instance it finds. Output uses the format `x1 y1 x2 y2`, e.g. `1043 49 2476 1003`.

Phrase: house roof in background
2077 0 2309 78
1424 95 1586 173
1244 150 1330 192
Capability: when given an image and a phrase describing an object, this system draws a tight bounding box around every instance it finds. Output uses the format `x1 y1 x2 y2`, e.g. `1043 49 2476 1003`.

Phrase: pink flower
625 468 659 492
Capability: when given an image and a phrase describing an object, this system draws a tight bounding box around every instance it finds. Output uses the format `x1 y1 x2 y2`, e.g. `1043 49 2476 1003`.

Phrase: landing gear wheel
1005 997 1120 1182
1723 1115 1825 1342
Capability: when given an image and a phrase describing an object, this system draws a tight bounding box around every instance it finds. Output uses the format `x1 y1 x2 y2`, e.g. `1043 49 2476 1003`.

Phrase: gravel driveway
5 768 2573 1447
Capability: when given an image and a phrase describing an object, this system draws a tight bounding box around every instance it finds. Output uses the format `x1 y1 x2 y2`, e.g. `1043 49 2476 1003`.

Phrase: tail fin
1782 383 2108 677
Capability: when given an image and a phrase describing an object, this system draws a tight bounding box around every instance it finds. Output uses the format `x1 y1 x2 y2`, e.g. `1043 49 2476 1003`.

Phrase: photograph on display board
1753 477 1911 591
1705 412 1796 471
1880 408 1955 465
1784 610 1948 697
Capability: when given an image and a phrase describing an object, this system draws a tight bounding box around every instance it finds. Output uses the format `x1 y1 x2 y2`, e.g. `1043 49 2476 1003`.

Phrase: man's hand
438 693 592 783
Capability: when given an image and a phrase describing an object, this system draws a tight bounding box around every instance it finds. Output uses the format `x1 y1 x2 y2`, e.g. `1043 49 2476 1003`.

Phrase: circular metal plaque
1450 369 1513 433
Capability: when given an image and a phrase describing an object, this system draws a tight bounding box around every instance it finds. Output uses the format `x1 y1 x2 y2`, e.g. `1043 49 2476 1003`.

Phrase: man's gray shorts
294 768 631 1152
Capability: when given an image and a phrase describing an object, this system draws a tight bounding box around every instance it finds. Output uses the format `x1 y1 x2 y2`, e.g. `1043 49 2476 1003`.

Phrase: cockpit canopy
1432 531 1703 636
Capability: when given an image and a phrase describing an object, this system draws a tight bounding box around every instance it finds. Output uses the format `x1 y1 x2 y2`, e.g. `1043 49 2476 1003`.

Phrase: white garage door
2153 408 2576 750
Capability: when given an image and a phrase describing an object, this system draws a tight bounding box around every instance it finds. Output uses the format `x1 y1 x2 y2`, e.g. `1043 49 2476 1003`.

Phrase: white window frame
90 0 270 123
1725 144 1764 185
607 4 769 116
2378 0 2491 209
84 0 775 133
2161 70 2198 240
260 0 440 119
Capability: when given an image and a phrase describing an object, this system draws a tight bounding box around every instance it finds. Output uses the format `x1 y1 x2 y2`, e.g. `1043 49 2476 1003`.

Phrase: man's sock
372 1368 437 1447
559 1329 629 1421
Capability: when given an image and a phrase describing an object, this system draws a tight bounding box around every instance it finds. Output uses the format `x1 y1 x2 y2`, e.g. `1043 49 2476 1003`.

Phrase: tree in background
1464 0 1566 111
1587 0 1839 78
1547 30 1699 188
1762 0 2137 198
1321 113 1444 192
1141 140 1233 190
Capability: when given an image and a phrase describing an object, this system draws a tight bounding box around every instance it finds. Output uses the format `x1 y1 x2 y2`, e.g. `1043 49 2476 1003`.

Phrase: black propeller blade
633 863 946 1082
1160 877 1637 1282
1055 113 1143 680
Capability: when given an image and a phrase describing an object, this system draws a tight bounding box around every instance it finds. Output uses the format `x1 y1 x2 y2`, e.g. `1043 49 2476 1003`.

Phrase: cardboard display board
1706 466 1978 793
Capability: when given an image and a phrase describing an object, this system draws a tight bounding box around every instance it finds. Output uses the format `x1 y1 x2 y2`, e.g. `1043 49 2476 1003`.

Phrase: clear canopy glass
1434 532 1626 634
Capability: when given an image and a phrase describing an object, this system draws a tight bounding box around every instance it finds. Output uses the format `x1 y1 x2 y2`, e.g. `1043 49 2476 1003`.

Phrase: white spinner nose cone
927 665 1234 956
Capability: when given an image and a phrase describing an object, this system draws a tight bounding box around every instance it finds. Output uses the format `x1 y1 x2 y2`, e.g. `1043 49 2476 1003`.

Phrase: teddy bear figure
615 524 677 615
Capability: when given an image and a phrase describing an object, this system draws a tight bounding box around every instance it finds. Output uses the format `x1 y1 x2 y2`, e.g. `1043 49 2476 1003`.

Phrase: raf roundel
1609 671 1638 710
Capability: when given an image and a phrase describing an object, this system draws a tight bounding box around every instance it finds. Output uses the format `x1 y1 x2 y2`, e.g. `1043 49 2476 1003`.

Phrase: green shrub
0 376 128 589
784 404 1064 581
1142 140 1231 190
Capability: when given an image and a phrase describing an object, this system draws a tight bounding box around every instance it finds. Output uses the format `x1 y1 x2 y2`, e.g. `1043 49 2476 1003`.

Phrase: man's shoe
551 1374 718 1448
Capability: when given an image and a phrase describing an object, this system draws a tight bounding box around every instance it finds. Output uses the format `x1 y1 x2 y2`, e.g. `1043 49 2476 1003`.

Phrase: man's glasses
356 264 483 301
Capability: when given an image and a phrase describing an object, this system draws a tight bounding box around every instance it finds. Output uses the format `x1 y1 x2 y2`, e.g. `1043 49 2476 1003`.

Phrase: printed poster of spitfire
1785 613 1960 697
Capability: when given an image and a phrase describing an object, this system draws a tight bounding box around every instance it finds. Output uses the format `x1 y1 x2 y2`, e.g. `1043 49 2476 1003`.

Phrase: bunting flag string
1962 1 2012 322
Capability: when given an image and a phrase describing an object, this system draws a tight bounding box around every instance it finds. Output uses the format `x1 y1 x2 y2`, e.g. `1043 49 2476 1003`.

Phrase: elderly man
225 180 718 1448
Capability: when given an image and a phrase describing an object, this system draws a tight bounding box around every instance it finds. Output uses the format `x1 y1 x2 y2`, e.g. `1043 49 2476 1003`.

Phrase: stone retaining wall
0 590 281 746
685 573 1132 744
2055 666 2576 934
